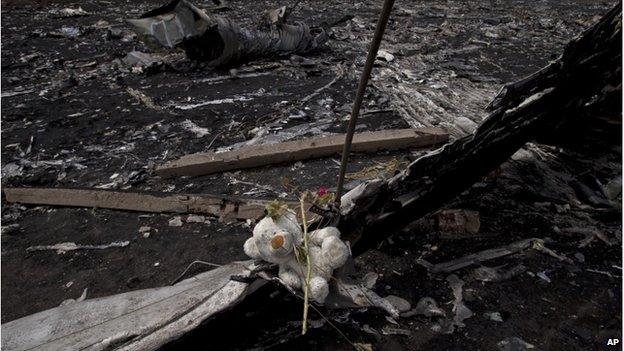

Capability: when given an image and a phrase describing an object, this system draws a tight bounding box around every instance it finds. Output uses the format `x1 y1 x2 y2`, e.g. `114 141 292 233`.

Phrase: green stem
300 193 312 335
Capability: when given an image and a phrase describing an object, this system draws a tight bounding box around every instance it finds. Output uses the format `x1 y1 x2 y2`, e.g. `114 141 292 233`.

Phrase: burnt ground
0 0 622 350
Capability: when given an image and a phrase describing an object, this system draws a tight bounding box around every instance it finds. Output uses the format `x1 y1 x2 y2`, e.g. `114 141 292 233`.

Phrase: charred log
338 2 622 255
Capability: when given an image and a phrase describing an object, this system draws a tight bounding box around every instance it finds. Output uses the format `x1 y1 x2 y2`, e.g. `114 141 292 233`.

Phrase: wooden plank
2 187 282 220
155 128 449 178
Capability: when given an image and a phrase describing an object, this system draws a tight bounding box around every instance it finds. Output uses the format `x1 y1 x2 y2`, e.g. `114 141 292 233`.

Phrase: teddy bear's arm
321 236 350 269
309 227 341 246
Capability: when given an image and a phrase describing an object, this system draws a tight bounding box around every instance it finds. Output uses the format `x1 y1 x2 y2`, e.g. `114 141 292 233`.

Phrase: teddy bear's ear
275 210 302 237
252 217 274 237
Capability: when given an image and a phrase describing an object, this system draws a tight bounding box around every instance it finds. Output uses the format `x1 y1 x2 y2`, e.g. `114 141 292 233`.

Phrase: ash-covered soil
1 0 621 350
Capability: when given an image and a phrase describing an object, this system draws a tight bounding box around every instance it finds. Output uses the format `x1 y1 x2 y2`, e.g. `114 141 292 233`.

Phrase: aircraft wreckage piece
127 0 328 66
1 261 392 351
2 4 620 351
338 2 622 254
1 261 258 351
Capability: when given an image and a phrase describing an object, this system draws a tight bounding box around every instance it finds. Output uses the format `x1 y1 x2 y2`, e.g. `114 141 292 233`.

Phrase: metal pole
335 0 395 202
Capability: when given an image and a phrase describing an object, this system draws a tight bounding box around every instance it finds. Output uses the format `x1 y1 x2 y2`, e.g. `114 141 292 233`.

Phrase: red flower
317 186 327 197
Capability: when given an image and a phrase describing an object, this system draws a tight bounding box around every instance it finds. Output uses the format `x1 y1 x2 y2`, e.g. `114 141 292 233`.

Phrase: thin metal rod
335 0 395 202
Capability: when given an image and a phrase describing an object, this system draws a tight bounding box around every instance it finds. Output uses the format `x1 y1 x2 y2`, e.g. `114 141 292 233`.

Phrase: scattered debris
156 128 448 177
472 264 527 282
128 0 329 66
346 158 409 180
418 238 562 273
50 27 82 39
180 120 211 138
437 209 481 238
60 288 88 306
173 97 253 110
497 337 535 351
169 217 183 227
536 271 552 283
331 279 399 317
484 311 504 322
122 51 163 72
336 2 621 254
186 215 207 223
362 272 379 289
27 241 129 254
139 226 152 238
383 295 411 313
446 274 473 329
1 224 20 236
380 326 410 336
563 227 615 248
0 1 621 350
586 268 618 278
376 50 395 62
354 343 373 351
49 7 90 18
1 89 35 98
300 69 345 103
126 87 161 111
1 163 24 179
602 176 622 200
401 297 446 318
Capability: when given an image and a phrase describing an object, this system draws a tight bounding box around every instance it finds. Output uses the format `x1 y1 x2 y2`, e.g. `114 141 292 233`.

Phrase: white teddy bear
243 209 350 303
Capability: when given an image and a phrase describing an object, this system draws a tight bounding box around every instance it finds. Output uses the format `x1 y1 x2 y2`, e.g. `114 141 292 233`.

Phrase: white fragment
174 96 253 110
180 119 211 138
447 274 473 329
362 272 379 289
60 288 89 306
536 271 551 283
27 241 129 254
169 217 183 227
498 337 535 351
484 311 504 322
376 50 395 62
49 7 90 17
186 215 206 223
384 295 411 313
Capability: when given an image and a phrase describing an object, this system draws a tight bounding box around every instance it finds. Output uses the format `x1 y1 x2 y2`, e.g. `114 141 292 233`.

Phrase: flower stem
300 192 312 335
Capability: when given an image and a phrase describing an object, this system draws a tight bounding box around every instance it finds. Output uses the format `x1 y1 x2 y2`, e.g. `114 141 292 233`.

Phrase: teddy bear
243 209 350 303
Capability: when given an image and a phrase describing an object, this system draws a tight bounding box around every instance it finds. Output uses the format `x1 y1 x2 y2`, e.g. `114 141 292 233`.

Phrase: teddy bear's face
252 216 298 263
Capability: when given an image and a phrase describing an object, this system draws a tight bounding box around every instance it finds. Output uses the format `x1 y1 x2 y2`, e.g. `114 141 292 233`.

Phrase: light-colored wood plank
156 127 449 177
3 187 280 220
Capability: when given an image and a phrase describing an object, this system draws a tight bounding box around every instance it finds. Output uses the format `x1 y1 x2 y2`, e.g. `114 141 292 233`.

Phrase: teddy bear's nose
270 234 285 249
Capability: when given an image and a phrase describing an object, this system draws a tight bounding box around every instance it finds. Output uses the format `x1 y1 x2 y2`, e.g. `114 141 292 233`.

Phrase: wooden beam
155 128 449 178
3 187 279 220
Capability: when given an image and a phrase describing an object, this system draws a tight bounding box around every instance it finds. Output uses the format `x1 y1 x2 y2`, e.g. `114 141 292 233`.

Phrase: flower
317 186 327 197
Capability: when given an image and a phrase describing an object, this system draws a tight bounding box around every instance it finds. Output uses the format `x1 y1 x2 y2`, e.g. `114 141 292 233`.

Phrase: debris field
1 0 621 350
